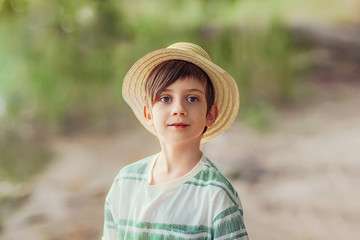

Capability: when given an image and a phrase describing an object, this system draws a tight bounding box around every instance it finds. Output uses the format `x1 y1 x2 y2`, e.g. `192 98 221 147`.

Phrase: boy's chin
158 134 203 145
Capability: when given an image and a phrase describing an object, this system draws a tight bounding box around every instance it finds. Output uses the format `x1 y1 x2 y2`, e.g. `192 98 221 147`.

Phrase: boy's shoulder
114 154 155 182
192 157 240 203
120 155 154 174
198 157 233 186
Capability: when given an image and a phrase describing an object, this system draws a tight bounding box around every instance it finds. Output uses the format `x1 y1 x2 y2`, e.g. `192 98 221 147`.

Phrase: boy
103 42 249 239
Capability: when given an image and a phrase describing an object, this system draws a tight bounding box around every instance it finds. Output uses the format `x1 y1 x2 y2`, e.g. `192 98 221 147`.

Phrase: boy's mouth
169 123 189 128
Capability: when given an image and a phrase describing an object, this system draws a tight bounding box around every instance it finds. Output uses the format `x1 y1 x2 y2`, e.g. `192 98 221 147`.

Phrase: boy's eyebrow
162 88 204 94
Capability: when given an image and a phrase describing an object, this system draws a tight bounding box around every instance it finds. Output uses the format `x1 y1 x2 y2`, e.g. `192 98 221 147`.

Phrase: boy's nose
172 101 187 117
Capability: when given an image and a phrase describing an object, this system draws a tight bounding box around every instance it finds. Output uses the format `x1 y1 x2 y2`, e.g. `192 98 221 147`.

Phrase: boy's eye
187 97 199 103
160 97 171 103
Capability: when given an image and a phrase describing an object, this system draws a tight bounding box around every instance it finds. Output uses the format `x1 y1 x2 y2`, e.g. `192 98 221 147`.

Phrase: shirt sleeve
102 201 118 240
212 205 249 239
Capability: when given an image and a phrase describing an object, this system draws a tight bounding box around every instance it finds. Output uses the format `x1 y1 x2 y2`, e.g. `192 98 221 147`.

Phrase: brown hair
145 60 215 114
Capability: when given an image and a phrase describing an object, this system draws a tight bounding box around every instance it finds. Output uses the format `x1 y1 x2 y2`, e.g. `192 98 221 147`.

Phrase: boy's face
144 77 217 144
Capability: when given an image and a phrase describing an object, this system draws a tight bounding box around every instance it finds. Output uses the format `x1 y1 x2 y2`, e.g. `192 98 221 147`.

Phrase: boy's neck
151 139 202 185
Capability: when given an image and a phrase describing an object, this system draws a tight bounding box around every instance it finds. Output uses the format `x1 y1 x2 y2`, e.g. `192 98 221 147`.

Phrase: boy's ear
143 105 153 126
206 105 218 127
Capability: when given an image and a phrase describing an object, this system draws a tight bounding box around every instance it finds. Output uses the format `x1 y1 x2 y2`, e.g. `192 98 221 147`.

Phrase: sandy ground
1 82 360 240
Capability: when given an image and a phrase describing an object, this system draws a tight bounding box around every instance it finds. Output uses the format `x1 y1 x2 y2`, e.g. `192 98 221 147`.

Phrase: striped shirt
102 153 249 240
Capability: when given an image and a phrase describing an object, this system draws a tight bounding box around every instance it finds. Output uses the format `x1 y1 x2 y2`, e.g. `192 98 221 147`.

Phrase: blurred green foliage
0 0 300 135
0 0 305 184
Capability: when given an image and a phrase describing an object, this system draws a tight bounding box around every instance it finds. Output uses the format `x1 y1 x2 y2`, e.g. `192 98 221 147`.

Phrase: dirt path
1 83 359 240
206 83 360 240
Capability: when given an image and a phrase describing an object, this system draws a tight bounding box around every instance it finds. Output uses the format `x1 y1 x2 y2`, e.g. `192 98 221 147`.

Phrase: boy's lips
169 122 189 128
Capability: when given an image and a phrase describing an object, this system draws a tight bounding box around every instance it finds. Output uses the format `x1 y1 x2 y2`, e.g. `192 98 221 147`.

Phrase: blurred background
0 0 359 239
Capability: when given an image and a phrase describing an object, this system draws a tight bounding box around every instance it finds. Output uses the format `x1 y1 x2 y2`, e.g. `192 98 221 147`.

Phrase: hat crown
167 42 211 61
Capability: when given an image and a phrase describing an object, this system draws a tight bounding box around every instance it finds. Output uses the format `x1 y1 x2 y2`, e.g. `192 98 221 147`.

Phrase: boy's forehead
163 77 206 90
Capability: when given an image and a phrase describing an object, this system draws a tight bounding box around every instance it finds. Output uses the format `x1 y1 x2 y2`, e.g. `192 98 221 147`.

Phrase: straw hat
122 42 239 142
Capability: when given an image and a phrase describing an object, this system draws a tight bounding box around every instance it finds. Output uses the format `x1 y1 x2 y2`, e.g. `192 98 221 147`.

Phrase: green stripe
213 206 240 223
121 231 208 240
231 232 249 239
104 203 118 231
196 159 237 197
118 219 210 235
213 215 246 238
118 219 211 240
115 176 147 182
183 181 238 207
105 206 115 224
203 157 220 171
105 224 116 230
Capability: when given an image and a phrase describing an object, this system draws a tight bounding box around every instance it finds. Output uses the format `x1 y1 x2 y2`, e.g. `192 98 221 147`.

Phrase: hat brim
122 48 239 143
